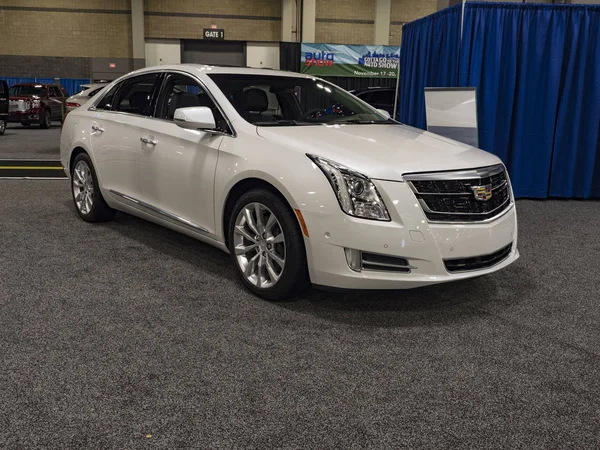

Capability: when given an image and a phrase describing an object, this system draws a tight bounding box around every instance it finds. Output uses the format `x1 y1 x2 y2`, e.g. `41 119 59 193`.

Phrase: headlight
307 154 390 221
30 99 41 108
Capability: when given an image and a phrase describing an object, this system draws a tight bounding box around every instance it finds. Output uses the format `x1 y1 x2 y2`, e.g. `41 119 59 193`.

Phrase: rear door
89 73 162 200
0 81 8 121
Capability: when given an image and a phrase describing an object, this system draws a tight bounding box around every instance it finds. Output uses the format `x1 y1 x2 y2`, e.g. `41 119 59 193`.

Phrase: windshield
208 74 393 126
9 85 46 97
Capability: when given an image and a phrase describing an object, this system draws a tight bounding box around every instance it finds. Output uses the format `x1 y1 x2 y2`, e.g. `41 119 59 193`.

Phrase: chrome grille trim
404 165 513 223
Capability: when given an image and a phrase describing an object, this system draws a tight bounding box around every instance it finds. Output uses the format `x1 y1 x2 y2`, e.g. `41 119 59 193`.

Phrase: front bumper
302 179 518 290
9 109 41 123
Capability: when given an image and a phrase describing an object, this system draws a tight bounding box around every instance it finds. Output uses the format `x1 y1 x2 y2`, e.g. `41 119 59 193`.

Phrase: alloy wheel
233 202 286 288
0 120 6 134
72 160 94 215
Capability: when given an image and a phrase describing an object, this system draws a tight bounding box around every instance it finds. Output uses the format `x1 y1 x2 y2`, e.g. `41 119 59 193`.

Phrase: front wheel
40 109 51 129
71 153 115 222
228 189 309 300
0 120 6 135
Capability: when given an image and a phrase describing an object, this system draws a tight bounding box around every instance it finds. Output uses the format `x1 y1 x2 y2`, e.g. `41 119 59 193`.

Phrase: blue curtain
0 78 91 96
399 5 462 129
459 3 600 198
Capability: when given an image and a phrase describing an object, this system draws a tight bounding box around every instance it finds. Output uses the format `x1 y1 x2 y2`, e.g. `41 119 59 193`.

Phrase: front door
137 72 227 235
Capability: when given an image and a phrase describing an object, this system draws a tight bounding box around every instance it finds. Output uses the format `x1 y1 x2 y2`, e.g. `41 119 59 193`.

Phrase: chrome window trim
109 189 209 233
88 68 237 138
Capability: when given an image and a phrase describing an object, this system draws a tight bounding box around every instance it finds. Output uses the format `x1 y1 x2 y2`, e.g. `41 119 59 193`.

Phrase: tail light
66 102 81 108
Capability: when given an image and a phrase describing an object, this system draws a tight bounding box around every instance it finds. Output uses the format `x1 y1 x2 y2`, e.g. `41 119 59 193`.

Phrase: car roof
127 64 317 79
11 83 60 87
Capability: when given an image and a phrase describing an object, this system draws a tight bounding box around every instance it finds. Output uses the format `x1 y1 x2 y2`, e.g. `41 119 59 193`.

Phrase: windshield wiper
337 119 396 125
254 120 320 126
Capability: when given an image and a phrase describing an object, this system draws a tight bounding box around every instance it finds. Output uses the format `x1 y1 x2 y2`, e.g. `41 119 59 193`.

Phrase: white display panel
425 87 478 147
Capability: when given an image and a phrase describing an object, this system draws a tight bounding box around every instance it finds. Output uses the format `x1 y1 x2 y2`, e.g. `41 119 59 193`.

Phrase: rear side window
95 84 120 110
112 73 161 116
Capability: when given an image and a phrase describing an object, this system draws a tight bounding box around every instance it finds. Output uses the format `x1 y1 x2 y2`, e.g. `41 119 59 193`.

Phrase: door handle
140 136 157 146
91 125 104 133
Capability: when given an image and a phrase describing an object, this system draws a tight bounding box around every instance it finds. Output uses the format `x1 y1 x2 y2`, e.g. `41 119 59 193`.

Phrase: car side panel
213 129 342 243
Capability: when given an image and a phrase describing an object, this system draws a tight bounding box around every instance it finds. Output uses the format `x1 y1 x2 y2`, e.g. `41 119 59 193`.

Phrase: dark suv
0 80 7 135
8 83 67 128
350 87 398 119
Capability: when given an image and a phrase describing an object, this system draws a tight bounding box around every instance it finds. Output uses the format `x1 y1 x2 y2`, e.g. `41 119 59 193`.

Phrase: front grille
444 243 513 272
9 100 28 112
405 165 511 222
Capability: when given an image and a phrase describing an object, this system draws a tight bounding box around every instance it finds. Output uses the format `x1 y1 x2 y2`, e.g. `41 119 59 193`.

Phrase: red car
8 83 68 128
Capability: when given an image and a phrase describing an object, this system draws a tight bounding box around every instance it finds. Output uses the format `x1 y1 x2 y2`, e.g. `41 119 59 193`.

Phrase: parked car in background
60 65 518 300
65 83 108 115
8 83 67 128
350 87 397 119
0 80 7 135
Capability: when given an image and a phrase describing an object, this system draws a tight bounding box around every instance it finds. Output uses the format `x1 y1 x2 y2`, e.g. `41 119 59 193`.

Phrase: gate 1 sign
203 28 224 40
301 43 400 78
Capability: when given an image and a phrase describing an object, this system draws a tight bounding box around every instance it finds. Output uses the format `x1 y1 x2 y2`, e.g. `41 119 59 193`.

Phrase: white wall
145 39 181 67
246 42 280 69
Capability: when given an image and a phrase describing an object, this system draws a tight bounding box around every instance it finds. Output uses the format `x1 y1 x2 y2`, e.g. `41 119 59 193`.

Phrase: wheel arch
69 146 88 174
221 177 299 249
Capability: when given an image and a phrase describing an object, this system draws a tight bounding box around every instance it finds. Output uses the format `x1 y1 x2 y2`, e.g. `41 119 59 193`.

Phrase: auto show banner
301 43 400 78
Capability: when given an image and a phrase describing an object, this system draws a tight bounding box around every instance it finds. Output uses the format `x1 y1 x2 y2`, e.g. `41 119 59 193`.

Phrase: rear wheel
228 189 309 300
40 109 50 129
71 153 115 222
0 120 6 135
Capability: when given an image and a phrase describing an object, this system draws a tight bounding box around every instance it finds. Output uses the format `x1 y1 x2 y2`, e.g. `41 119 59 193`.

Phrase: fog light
344 248 362 272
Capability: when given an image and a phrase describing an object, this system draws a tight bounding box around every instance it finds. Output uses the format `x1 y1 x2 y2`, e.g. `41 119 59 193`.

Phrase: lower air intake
444 243 513 273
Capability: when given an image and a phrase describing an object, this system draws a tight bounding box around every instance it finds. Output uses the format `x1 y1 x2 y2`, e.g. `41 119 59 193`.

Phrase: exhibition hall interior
1 0 599 447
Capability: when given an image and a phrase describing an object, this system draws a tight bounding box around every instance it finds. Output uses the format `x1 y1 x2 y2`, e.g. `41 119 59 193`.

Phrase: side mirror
174 106 216 131
376 108 391 119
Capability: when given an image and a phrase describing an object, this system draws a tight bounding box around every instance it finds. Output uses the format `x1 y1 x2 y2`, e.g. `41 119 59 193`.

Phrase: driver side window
156 73 229 133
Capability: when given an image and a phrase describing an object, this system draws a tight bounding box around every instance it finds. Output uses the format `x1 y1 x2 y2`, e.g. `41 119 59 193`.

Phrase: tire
70 152 116 222
228 188 309 301
0 120 6 135
40 108 50 129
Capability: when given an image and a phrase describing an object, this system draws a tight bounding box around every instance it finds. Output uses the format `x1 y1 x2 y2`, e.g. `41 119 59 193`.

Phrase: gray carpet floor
0 179 599 449
0 124 62 160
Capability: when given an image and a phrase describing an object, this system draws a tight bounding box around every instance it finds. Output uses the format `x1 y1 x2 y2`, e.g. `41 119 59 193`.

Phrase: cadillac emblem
471 184 493 201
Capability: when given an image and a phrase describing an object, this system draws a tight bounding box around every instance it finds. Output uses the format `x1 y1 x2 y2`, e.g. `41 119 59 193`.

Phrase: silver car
65 83 108 115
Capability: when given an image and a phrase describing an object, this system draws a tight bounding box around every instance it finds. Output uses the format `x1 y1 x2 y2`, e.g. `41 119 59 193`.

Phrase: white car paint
60 65 518 292
65 83 108 114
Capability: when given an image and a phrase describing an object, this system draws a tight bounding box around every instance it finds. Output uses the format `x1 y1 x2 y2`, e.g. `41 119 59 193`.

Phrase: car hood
256 124 502 180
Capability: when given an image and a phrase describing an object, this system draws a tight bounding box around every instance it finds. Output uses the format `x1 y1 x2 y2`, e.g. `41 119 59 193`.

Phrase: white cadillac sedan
60 65 518 300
